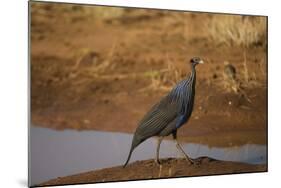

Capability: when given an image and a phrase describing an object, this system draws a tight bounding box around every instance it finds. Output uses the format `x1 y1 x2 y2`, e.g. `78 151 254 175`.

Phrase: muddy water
29 126 267 185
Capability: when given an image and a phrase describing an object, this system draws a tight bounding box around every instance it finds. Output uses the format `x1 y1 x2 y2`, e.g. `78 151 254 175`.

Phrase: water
29 126 267 185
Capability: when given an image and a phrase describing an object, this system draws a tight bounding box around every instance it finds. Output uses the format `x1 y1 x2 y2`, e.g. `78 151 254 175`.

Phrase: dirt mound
39 157 267 187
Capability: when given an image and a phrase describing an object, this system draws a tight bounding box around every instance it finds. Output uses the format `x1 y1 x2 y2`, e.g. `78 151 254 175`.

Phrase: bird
223 61 236 81
223 61 238 93
123 57 204 167
223 61 251 103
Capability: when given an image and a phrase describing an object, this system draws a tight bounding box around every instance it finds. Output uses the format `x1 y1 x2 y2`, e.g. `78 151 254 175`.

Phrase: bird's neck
168 65 196 102
190 65 196 83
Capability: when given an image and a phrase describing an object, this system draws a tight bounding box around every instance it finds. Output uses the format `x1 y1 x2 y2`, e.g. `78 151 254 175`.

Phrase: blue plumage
175 114 187 129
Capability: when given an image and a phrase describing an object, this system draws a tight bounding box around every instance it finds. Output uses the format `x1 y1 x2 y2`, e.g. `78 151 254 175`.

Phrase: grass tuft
207 15 266 48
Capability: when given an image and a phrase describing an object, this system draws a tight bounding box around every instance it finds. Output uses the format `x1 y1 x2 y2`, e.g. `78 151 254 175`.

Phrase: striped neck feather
168 66 196 113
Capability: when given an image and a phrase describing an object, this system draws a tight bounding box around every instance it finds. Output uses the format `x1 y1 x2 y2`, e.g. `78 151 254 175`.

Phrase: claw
184 157 199 165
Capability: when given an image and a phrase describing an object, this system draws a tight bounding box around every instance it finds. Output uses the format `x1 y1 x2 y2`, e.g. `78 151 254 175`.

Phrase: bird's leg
155 137 163 165
172 131 195 164
175 140 195 164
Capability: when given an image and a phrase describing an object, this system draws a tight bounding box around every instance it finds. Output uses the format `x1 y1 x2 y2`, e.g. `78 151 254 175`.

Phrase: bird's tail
123 146 134 168
123 136 141 168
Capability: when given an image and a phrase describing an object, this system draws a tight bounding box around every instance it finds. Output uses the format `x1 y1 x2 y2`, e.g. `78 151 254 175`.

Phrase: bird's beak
199 60 204 64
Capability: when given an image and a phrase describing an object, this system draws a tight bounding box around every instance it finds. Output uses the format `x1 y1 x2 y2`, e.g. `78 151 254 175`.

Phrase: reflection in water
29 126 267 185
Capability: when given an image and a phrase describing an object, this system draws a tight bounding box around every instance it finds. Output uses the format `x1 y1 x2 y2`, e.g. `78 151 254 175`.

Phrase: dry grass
139 55 183 92
207 15 266 48
82 6 125 20
32 3 267 95
70 45 183 94
242 51 249 84
31 2 125 21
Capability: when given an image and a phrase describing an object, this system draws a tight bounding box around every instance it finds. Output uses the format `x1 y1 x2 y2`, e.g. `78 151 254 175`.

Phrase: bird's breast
175 114 188 129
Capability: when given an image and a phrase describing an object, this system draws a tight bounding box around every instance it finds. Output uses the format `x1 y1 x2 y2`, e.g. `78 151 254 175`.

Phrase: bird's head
190 57 204 67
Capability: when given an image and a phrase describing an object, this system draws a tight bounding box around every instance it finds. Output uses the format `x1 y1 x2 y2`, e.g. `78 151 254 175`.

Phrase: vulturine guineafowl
123 57 204 167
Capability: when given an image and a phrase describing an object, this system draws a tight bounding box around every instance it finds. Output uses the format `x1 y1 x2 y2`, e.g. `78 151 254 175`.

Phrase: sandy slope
39 157 267 187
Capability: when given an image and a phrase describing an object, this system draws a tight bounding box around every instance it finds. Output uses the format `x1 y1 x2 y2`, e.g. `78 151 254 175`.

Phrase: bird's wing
134 96 178 140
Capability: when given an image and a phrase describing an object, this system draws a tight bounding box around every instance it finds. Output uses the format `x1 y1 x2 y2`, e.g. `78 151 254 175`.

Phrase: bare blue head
190 57 204 67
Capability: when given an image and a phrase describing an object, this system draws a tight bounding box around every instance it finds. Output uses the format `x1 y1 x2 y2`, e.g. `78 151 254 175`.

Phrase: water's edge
30 126 267 185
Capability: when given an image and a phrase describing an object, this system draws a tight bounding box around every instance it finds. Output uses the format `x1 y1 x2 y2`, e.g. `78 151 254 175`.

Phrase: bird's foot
185 157 199 165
